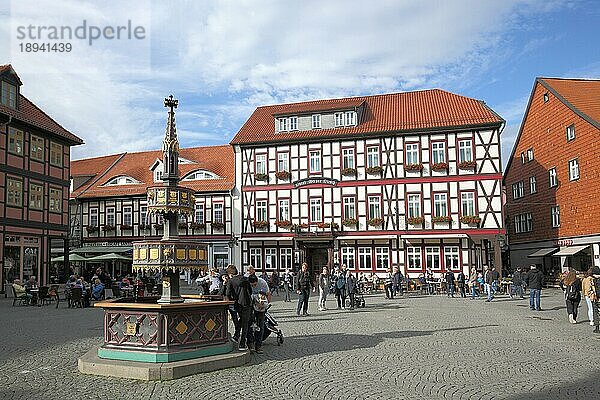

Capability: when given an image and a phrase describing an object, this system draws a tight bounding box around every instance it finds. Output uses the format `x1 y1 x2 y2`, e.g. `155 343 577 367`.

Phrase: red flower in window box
431 216 452 223
120 224 133 230
178 222 188 229
405 163 424 171
367 218 383 227
317 222 331 229
102 225 115 232
189 222 206 230
431 162 448 171
86 226 99 234
253 220 269 229
153 223 163 230
366 166 383 175
341 168 357 176
407 216 424 225
212 222 225 230
254 173 269 181
275 220 293 229
275 171 291 180
458 161 477 169
460 215 481 224
342 218 358 227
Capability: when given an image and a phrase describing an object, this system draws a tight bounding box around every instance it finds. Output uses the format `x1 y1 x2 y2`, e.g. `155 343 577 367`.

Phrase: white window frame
106 207 115 227
527 148 534 162
366 146 380 168
278 199 290 221
407 194 421 218
309 150 321 173
358 247 372 270
140 205 148 225
344 111 356 126
529 176 537 194
407 247 422 270
341 247 355 270
551 206 560 228
280 248 293 271
406 143 419 165
265 248 277 270
310 198 322 223
312 114 321 129
289 116 298 131
342 148 355 169
334 112 344 127
568 158 579 181
90 208 99 227
566 124 575 141
255 154 267 175
256 200 268 221
458 139 473 163
431 142 446 164
549 167 558 188
277 152 289 172
460 192 475 216
278 118 288 132
368 196 381 219
343 197 356 219
194 203 204 224
250 248 262 270
213 203 224 223
433 193 448 217
123 206 132 226
444 246 460 270
512 182 524 199
425 247 441 270
375 247 389 270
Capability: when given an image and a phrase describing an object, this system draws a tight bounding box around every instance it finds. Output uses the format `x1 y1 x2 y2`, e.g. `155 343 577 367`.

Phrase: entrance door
307 248 329 276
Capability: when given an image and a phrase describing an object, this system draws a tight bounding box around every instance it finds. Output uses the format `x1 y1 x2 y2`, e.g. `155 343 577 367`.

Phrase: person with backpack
346 272 357 310
225 264 253 351
560 270 582 324
335 264 348 309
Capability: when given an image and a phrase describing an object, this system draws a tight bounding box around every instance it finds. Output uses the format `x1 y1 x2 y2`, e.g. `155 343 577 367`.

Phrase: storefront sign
553 239 573 247
293 177 338 188
87 241 132 247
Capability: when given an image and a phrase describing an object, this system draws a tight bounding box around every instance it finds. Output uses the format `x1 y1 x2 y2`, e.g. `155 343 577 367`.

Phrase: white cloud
0 0 573 160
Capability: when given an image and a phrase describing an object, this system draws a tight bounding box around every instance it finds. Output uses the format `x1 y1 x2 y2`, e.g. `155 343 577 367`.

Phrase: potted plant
431 162 448 171
458 160 477 169
405 163 424 171
253 220 268 229
86 225 99 234
366 166 383 175
342 218 358 227
178 222 188 229
275 171 291 180
102 225 115 232
317 222 331 229
189 222 205 230
460 215 481 224
212 221 225 230
275 220 293 229
407 216 424 225
431 216 452 223
341 167 357 177
120 224 133 231
153 223 163 230
331 222 339 230
367 218 384 227
254 173 269 181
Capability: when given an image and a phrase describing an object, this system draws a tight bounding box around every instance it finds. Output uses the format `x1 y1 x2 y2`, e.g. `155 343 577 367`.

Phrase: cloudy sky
1 0 598 168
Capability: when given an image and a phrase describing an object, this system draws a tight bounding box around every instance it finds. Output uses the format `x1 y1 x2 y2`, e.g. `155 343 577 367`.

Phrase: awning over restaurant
86 253 132 262
527 248 558 258
552 245 589 257
71 246 131 254
50 254 89 262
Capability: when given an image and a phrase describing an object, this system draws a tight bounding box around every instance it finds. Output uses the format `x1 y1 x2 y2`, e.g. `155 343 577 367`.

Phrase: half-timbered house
69 145 235 277
230 90 505 277
0 64 83 290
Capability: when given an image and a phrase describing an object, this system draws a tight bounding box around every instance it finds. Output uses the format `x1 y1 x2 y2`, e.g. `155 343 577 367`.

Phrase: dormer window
277 116 298 132
334 111 357 127
182 170 220 180
104 176 140 186
154 169 163 182
312 114 321 129
278 118 288 131
289 116 298 130
1 81 17 108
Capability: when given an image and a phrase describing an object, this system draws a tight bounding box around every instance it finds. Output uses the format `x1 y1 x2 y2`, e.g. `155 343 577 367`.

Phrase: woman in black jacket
560 270 582 324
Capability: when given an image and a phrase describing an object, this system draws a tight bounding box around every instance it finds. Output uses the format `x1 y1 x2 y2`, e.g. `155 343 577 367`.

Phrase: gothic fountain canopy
132 95 207 284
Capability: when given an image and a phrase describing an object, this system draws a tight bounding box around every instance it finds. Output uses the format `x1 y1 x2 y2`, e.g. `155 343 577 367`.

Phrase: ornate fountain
80 96 247 380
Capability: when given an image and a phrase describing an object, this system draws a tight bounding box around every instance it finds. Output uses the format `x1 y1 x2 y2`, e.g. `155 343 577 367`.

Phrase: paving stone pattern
1 289 599 400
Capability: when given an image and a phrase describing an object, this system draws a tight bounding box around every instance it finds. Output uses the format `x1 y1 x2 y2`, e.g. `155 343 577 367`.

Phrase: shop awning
337 235 398 240
71 246 131 254
552 245 589 256
527 248 558 258
86 253 132 262
50 254 89 262
240 237 294 242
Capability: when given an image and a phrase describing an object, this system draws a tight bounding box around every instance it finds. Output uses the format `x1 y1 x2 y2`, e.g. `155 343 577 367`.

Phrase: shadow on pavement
503 371 600 400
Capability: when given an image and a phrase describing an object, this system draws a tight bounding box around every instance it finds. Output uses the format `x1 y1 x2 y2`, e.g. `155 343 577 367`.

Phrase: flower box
212 222 225 230
153 223 163 230
331 222 339 230
342 218 358 227
405 163 424 171
460 215 481 224
189 222 206 230
139 224 151 231
178 222 188 229
431 162 448 171
341 168 357 176
275 220 293 229
254 173 269 181
120 224 133 230
366 166 383 175
367 218 383 227
86 226 99 234
102 225 115 232
458 160 477 169
407 216 424 225
317 222 331 229
253 220 269 229
431 216 452 223
275 171 291 180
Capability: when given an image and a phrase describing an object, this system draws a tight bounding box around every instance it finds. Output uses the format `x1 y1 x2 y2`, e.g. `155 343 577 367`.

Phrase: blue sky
1 0 598 168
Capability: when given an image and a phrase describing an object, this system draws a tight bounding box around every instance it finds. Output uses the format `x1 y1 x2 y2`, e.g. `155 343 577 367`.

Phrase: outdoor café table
27 287 39 305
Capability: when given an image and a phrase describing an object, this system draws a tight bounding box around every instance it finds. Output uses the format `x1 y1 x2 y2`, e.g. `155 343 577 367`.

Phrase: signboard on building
293 177 338 188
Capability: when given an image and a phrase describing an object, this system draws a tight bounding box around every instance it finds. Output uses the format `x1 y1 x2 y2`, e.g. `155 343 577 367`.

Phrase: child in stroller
262 303 284 345
354 281 366 308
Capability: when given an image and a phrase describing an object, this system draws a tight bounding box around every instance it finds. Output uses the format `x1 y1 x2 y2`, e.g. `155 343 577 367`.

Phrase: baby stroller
353 283 366 308
262 304 284 345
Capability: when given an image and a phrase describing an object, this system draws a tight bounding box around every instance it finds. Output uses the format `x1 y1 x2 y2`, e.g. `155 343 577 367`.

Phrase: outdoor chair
48 285 61 308
69 287 83 308
37 286 51 306
104 288 114 299
11 285 29 306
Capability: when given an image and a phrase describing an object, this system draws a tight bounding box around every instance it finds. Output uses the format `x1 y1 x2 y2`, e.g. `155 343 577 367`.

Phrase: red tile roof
0 64 82 144
539 78 600 127
231 89 503 145
71 145 234 199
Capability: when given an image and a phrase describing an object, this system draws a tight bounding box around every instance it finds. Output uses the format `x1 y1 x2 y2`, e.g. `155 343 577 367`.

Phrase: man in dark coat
445 270 455 297
296 262 315 316
525 264 544 311
512 267 525 299
226 264 253 351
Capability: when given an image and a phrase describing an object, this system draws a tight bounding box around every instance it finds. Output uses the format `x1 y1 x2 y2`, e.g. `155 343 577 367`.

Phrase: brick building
0 64 83 290
504 77 600 275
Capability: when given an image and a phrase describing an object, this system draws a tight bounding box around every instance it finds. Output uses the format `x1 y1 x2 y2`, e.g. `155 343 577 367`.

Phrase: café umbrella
86 253 132 278
50 253 89 262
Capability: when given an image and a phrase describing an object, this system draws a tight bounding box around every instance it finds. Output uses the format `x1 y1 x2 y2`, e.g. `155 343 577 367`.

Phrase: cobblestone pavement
1 288 599 400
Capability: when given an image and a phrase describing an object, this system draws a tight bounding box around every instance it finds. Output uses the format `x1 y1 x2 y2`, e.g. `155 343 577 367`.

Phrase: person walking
318 267 330 311
560 270 582 324
392 267 403 296
469 268 479 299
296 262 314 316
347 272 357 310
582 269 596 326
525 264 544 311
445 270 455 297
282 268 293 302
591 266 600 333
457 270 466 298
225 264 253 351
335 265 348 309
384 268 394 299
512 267 525 299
